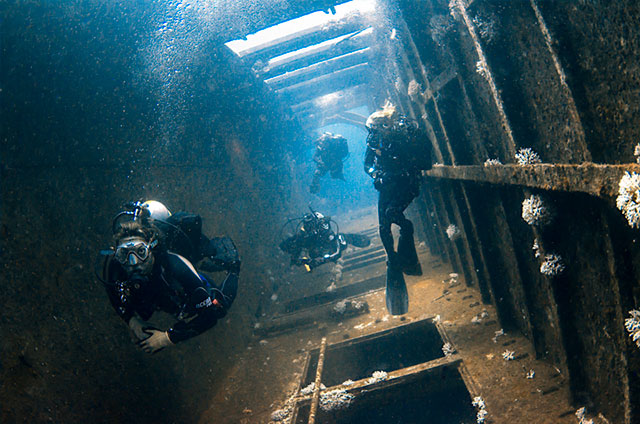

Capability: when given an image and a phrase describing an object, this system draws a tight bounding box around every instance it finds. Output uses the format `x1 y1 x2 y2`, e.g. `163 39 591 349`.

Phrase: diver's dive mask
114 238 158 265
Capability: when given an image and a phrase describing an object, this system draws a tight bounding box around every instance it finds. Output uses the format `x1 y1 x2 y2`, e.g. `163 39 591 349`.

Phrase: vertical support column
595 216 631 423
395 17 446 164
443 181 480 288
529 0 591 162
456 181 495 304
452 0 517 160
431 181 464 275
416 184 446 258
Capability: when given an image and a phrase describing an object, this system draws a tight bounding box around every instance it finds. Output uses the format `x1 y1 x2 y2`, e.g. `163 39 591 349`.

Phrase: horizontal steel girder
425 163 640 199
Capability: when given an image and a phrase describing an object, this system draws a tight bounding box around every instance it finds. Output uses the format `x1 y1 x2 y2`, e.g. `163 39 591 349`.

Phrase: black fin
386 262 409 315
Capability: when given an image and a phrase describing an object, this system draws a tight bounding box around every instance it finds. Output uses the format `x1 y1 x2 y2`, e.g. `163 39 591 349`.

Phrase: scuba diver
97 200 240 354
279 208 370 272
310 132 349 194
364 103 433 315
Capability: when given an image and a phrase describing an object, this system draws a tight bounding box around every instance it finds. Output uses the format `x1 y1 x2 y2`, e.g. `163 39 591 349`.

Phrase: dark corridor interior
3 0 640 423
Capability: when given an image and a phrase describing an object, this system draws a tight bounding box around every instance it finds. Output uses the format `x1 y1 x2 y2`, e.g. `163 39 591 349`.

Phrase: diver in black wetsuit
310 132 349 194
279 210 370 272
364 103 432 315
99 201 240 353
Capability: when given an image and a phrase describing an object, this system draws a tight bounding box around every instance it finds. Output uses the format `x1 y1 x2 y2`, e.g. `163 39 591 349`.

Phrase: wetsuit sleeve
102 256 135 324
163 253 221 344
364 141 376 178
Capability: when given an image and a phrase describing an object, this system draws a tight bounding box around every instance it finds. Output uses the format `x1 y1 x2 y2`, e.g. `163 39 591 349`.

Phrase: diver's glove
138 329 173 354
128 316 149 341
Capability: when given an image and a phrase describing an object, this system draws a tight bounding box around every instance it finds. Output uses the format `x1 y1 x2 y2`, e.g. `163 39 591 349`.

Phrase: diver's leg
330 164 345 181
379 189 409 314
310 168 326 194
392 192 422 275
378 190 396 264
218 272 239 310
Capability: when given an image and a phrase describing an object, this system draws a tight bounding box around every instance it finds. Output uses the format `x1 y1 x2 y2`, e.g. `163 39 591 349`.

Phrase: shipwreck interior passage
3 0 640 423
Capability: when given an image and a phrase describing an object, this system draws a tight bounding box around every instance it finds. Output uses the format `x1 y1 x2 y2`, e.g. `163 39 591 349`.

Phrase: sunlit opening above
225 0 377 57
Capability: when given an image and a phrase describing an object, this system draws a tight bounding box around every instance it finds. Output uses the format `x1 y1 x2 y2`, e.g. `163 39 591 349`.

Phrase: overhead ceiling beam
265 47 373 91
241 16 364 64
259 28 375 79
291 85 370 116
276 63 371 104
319 114 368 130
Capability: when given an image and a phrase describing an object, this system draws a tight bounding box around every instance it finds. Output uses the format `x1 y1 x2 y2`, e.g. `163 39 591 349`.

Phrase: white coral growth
575 407 594 424
522 194 554 226
526 369 535 379
472 396 488 423
300 382 325 396
616 171 640 228
442 342 456 356
320 389 354 412
532 238 541 258
502 350 515 361
624 310 640 348
333 300 347 314
515 148 541 165
492 328 505 343
635 144 640 164
408 79 424 103
540 254 565 276
270 409 289 422
484 158 502 166
446 224 460 240
367 370 388 384
475 60 490 81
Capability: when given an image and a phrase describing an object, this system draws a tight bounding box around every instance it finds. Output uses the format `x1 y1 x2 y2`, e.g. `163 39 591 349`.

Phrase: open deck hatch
302 318 445 387
295 363 476 423
294 318 476 423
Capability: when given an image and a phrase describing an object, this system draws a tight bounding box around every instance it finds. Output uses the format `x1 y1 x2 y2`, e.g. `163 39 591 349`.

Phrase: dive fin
397 234 422 276
386 262 409 315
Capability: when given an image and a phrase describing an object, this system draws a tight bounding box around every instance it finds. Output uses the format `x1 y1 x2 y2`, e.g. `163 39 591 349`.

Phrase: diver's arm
164 253 222 344
364 144 376 178
168 287 219 343
311 235 342 267
313 149 324 166
102 257 135 323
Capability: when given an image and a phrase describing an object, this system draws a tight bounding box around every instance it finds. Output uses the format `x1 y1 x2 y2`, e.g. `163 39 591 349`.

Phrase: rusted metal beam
426 163 640 199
